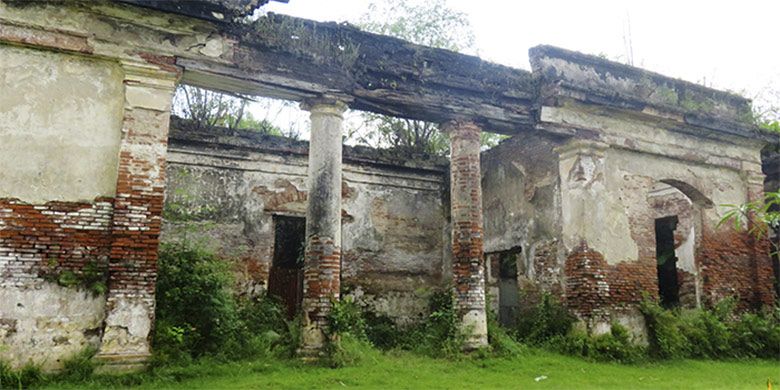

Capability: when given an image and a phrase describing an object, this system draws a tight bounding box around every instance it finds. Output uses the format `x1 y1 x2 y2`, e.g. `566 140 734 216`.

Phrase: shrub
515 293 576 345
404 289 464 357
545 324 644 363
154 241 291 362
731 310 780 358
639 298 689 359
640 296 780 360
678 309 732 358
329 296 368 340
364 312 403 350
346 288 465 358
155 242 241 358
486 308 525 357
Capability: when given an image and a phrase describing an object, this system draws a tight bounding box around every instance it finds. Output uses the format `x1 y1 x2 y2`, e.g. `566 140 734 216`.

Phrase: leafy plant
719 191 780 256
640 296 780 360
42 259 108 296
515 293 576 345
328 296 368 341
153 241 292 363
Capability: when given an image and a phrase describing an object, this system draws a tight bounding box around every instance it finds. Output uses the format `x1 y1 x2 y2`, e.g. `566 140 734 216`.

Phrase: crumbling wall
0 46 124 370
162 120 448 323
481 132 566 309
553 106 772 332
764 148 780 298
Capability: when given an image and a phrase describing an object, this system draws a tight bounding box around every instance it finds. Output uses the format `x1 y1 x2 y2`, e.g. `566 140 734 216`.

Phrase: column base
93 352 150 374
461 309 488 351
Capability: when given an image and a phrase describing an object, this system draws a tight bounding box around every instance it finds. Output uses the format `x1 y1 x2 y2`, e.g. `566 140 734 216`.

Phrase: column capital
300 96 349 117
440 120 481 139
120 60 179 113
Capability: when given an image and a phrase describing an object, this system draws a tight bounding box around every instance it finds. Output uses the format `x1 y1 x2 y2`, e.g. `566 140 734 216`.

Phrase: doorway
268 215 305 319
497 248 520 326
655 216 680 308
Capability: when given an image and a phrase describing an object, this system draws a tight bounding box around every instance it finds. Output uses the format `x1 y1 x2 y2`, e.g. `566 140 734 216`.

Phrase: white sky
255 0 780 139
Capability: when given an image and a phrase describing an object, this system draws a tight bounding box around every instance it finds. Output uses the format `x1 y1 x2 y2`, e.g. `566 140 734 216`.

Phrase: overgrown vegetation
325 289 471 364
351 0 505 155
13 241 780 388
511 294 644 363
640 298 780 360
40 259 108 296
153 241 292 364
719 190 780 256
173 85 282 134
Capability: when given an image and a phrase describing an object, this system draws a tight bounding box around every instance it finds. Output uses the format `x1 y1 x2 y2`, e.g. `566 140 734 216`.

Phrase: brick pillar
96 61 178 372
299 97 347 357
745 168 776 306
442 120 488 350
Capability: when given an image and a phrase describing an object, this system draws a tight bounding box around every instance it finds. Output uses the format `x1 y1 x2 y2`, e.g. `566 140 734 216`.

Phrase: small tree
353 0 503 155
173 85 284 135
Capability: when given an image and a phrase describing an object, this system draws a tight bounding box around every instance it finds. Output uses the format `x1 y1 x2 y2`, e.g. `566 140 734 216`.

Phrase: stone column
442 120 488 350
299 97 347 356
96 61 179 372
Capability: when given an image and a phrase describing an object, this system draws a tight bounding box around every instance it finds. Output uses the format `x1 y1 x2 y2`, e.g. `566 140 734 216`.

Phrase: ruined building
0 0 778 371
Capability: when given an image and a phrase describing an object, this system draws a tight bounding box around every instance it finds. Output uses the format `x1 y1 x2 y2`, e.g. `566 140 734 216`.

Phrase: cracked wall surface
161 120 449 323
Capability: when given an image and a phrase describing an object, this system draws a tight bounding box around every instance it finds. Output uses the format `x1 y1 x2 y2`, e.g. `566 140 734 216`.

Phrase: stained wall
161 119 450 323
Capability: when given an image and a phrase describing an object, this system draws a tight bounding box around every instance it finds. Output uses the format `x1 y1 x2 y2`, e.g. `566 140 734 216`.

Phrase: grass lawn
44 348 780 389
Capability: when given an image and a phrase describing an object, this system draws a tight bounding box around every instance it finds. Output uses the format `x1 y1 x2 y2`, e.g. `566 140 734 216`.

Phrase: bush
364 312 404 350
335 289 465 358
403 289 464 357
155 242 241 358
639 298 689 359
154 241 291 363
731 310 780 358
329 296 368 340
546 324 645 363
515 293 576 345
323 333 380 368
486 308 525 357
641 297 780 360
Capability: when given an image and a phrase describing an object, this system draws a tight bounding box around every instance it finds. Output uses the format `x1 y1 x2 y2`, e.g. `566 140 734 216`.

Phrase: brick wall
0 198 113 288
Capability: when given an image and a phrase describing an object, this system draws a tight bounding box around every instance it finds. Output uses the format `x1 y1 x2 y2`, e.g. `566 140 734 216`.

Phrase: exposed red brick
444 120 487 333
136 52 180 74
0 24 92 54
302 235 341 334
698 226 775 309
0 198 113 287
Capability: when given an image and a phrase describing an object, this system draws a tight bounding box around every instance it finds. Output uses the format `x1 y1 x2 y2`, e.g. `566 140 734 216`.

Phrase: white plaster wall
557 125 750 265
163 145 447 322
0 45 124 203
0 283 106 371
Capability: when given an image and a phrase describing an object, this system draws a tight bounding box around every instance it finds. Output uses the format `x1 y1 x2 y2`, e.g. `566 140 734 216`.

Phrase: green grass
42 348 779 390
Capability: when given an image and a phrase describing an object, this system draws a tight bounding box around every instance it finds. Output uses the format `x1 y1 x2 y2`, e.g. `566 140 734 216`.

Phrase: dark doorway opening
268 215 305 319
497 248 520 327
655 216 680 308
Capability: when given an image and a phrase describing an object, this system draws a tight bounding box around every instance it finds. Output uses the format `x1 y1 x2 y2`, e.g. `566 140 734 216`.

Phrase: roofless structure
0 0 777 371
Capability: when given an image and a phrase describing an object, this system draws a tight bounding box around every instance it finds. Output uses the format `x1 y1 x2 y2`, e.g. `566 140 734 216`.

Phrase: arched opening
647 180 712 308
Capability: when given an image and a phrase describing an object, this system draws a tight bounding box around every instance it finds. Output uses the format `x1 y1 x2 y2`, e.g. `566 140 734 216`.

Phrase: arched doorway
647 180 713 308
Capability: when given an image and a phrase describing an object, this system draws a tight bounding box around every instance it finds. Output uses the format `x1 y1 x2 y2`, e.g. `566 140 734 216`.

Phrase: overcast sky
257 0 780 139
